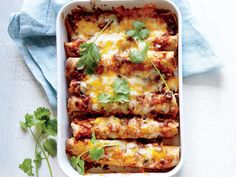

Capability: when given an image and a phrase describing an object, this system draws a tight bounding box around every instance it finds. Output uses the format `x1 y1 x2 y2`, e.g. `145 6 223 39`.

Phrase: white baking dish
57 0 183 176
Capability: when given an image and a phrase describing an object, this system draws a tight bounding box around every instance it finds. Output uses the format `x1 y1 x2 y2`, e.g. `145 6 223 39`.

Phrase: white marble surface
1 0 236 176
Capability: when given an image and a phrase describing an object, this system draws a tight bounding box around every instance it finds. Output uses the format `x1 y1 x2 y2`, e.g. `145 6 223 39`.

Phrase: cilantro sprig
126 20 171 91
98 78 130 103
77 19 113 74
19 107 57 177
126 21 150 41
71 132 118 175
126 21 150 63
129 41 149 63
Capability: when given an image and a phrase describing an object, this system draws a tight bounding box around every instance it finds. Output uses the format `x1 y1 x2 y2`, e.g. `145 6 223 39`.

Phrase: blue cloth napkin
8 0 222 110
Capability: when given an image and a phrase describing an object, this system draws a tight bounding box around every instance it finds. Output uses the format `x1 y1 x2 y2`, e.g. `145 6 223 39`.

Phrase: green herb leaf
77 43 100 74
25 114 45 127
77 20 113 74
34 107 51 121
113 78 130 95
129 49 144 63
43 139 57 157
71 156 85 175
43 119 57 136
140 41 149 57
19 121 28 130
126 29 136 38
98 93 113 103
129 41 149 63
98 78 131 103
70 156 78 169
126 21 149 41
91 131 97 144
90 132 104 161
19 158 34 176
19 107 57 177
133 20 145 30
113 94 130 103
34 152 42 169
138 29 150 40
89 147 104 161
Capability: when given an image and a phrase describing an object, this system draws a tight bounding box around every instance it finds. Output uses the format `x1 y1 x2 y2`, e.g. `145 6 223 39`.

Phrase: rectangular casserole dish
57 0 183 176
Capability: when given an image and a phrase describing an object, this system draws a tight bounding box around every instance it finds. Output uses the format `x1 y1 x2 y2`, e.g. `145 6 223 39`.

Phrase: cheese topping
82 73 163 104
74 17 167 63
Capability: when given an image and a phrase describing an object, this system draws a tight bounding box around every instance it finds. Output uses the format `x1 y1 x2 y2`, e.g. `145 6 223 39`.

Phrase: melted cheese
75 17 168 63
82 73 162 104
75 19 100 37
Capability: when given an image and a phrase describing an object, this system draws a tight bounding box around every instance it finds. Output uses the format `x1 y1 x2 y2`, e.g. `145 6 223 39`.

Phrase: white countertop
1 0 236 176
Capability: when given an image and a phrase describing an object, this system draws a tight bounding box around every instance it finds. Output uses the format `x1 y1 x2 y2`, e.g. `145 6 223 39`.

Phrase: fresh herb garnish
70 156 85 175
19 107 57 177
89 147 104 161
126 21 150 40
129 41 149 63
98 93 113 103
112 78 130 103
77 19 113 74
127 21 171 91
113 94 130 103
71 132 118 175
126 21 150 63
98 78 130 104
19 159 34 176
89 132 104 160
113 78 130 94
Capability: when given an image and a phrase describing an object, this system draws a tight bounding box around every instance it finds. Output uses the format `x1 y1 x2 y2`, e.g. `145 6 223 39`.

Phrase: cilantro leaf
71 156 85 175
70 156 78 169
138 29 150 40
91 131 97 144
139 41 149 62
133 21 145 30
34 107 51 121
43 139 57 157
126 21 149 41
129 41 149 63
98 78 131 104
34 152 42 169
19 121 28 130
89 147 104 161
129 49 144 63
113 78 130 95
98 93 113 103
78 43 100 74
43 119 57 136
90 43 100 61
19 158 34 176
126 29 136 38
113 94 130 103
90 132 104 161
77 20 113 74
25 114 45 127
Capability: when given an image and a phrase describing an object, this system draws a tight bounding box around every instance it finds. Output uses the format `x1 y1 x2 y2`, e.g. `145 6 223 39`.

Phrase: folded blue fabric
8 0 222 110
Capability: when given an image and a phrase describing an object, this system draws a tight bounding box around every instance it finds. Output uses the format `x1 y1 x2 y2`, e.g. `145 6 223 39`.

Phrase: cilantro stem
92 20 113 43
35 133 42 177
88 20 113 54
30 128 53 177
134 39 170 91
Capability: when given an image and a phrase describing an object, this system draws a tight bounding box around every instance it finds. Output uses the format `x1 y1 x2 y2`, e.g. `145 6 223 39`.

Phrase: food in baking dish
71 116 179 139
64 4 180 174
66 138 180 170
